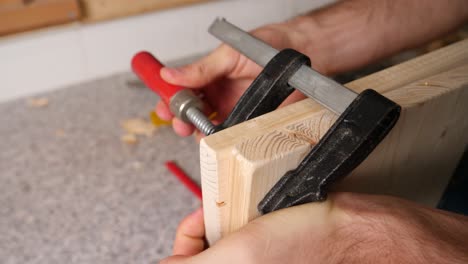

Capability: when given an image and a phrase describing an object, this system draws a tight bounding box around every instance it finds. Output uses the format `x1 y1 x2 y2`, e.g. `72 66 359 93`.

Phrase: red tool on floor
165 161 202 200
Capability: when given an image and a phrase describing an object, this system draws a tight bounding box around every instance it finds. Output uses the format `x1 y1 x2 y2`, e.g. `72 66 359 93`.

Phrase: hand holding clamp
132 18 401 214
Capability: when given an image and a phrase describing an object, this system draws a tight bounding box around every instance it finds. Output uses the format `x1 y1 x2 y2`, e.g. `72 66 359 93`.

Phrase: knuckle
195 62 207 77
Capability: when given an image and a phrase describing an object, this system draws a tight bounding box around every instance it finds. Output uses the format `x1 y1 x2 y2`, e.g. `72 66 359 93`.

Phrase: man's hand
155 24 329 138
160 193 468 264
155 0 468 138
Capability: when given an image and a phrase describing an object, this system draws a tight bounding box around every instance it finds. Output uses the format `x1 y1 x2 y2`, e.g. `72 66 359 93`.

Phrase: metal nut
169 90 204 122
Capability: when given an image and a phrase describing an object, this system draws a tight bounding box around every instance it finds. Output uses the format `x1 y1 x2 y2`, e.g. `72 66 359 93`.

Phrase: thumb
159 255 189 264
160 45 240 88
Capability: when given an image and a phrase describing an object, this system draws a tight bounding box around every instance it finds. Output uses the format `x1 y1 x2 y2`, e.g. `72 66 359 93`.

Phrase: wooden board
0 0 80 36
80 0 213 22
200 39 468 245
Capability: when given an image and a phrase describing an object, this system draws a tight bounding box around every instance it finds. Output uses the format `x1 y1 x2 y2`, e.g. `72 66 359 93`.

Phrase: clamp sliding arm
209 18 358 115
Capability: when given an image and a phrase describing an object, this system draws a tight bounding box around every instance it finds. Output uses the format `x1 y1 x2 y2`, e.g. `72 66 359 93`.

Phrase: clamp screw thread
186 107 215 136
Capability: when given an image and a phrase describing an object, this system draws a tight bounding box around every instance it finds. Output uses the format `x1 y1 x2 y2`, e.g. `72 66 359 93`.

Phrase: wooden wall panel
80 0 213 22
0 0 80 36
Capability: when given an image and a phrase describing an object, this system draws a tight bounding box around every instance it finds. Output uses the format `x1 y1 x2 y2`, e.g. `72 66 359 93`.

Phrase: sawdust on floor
27 97 49 108
120 117 161 145
120 133 138 144
121 118 156 137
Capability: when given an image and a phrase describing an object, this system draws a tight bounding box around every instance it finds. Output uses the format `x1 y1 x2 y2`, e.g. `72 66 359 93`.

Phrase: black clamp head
214 49 310 132
258 89 401 213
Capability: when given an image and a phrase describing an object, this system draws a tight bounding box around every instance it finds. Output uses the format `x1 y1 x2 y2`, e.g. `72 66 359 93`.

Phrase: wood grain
200 39 468 244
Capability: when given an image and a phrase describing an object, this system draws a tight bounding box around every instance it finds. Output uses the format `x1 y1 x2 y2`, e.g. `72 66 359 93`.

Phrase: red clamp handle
131 51 184 104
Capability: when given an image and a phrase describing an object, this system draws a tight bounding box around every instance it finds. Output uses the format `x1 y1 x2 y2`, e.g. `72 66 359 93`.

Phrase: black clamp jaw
213 49 310 132
213 49 401 214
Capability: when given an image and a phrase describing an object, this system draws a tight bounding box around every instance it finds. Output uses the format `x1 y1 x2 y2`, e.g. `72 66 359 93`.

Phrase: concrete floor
0 73 201 263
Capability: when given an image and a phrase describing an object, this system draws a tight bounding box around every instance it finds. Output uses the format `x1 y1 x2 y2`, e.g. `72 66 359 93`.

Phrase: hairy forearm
284 0 468 75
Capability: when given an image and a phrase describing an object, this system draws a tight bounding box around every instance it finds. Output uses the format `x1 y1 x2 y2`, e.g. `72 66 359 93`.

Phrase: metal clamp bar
208 18 358 115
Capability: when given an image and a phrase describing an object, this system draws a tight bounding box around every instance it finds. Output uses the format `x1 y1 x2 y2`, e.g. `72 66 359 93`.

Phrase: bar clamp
208 19 401 214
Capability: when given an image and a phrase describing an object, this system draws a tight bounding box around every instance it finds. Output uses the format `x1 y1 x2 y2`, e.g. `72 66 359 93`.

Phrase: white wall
0 0 334 102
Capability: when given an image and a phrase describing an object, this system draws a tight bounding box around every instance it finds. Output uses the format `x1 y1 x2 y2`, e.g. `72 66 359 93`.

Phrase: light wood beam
200 39 468 244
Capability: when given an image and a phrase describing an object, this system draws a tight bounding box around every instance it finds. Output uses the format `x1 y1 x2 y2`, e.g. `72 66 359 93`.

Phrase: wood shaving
121 133 138 144
150 111 171 126
55 129 66 137
130 161 143 170
28 97 49 108
121 118 156 137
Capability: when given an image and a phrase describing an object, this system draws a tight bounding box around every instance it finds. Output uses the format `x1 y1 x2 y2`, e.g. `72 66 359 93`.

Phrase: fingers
156 101 173 121
172 118 195 137
172 207 206 256
156 49 225 138
160 197 340 264
160 25 296 89
159 255 188 264
155 27 305 140
159 208 205 264
162 193 468 264
160 45 239 88
155 101 196 137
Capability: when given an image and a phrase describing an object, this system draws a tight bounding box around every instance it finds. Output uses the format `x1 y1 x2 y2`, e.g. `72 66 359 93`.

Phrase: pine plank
200 39 468 244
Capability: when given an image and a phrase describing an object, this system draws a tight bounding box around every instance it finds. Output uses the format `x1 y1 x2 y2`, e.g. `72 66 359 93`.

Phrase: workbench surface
0 73 200 263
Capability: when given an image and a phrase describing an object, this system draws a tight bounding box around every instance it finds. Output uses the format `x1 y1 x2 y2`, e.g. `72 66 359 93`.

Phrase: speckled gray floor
0 73 201 263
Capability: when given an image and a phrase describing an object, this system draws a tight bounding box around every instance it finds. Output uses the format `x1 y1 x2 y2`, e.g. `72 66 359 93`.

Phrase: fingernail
161 67 183 80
